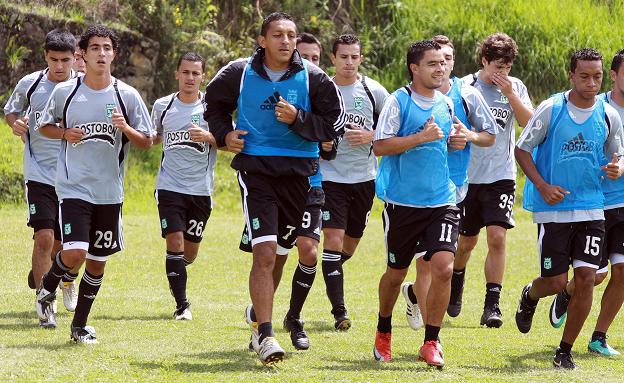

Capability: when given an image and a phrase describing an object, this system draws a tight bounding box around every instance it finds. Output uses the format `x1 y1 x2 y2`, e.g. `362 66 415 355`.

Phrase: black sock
72 270 103 328
485 283 502 307
61 271 79 284
341 251 352 264
425 325 441 342
558 341 573 354
183 258 193 267
42 252 70 292
322 249 345 311
451 267 465 288
258 322 273 344
407 284 418 304
525 285 539 305
592 331 607 341
377 314 392 333
249 306 256 322
166 251 187 308
562 287 571 300
287 261 316 319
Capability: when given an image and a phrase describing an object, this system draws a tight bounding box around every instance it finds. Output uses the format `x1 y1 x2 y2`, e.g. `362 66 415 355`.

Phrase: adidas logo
75 94 88 102
488 287 501 293
169 106 178 114
327 270 341 277
561 132 596 155
259 91 280 110
296 281 311 288
84 294 96 300
167 272 179 277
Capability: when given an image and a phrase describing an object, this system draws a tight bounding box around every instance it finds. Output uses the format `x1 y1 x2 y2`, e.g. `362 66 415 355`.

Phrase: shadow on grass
91 313 171 321
133 349 281 373
5 341 83 351
313 352 434 372
0 310 33 319
0 311 40 331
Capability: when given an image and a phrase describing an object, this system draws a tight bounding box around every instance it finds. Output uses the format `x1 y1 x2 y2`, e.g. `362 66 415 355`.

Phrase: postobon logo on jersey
163 130 206 153
72 122 116 147
346 113 367 129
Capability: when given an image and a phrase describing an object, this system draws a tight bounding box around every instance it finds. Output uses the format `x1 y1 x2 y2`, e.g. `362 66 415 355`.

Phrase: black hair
177 52 205 72
78 25 119 52
260 12 295 36
44 29 76 53
332 34 361 55
569 48 602 72
406 40 441 79
297 32 321 51
610 49 624 73
479 33 518 66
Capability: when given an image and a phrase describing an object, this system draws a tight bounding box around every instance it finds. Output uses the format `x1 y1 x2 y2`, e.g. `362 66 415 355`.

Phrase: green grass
1 202 624 382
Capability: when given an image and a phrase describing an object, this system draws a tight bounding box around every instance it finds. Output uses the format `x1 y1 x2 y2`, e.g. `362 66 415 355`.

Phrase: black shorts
459 180 516 236
383 203 460 269
297 186 324 242
537 220 605 277
599 208 624 272
237 171 308 252
59 198 123 258
321 180 375 238
156 189 212 243
26 180 61 240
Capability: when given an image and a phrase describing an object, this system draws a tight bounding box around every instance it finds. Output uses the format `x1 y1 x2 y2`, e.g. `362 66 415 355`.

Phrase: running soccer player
515 48 624 369
447 33 533 324
372 40 467 368
35 25 152 343
402 35 498 330
204 13 345 364
4 29 80 327
296 32 322 66
152 52 216 321
73 40 86 73
320 33 389 330
547 49 624 357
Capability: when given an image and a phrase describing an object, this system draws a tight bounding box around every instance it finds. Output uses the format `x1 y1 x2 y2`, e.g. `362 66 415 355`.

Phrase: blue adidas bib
446 77 472 187
598 93 624 208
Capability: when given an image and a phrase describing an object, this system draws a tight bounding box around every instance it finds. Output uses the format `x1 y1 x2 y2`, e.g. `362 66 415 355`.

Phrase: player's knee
322 230 343 251
33 229 55 254
431 260 453 283
385 267 408 286
594 272 607 285
166 232 184 252
545 274 569 292
573 268 596 289
457 236 478 254
611 264 624 284
183 251 198 265
486 229 506 252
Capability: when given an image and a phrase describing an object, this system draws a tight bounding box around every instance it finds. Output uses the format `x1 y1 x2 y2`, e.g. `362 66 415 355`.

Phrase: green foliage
0 121 25 204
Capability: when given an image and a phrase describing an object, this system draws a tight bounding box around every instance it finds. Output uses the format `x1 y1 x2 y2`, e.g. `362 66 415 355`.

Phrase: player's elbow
372 140 387 156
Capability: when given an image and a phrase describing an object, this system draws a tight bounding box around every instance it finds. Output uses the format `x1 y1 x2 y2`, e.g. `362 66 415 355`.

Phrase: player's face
610 65 624 97
482 58 512 79
175 60 205 95
258 20 297 66
83 36 116 74
410 49 446 90
73 48 86 73
44 50 75 82
440 44 454 81
570 59 603 100
297 42 321 66
331 43 362 80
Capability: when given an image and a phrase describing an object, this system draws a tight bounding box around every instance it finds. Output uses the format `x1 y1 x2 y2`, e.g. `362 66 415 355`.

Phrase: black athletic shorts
321 180 375 238
59 198 123 258
599 208 624 272
537 220 605 277
383 203 460 269
237 171 308 252
26 180 61 240
156 189 212 243
459 180 516 236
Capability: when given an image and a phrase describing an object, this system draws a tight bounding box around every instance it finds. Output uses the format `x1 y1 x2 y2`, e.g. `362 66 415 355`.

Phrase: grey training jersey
517 90 624 223
462 72 533 184
321 75 389 183
38 77 152 204
152 93 217 196
3 69 75 186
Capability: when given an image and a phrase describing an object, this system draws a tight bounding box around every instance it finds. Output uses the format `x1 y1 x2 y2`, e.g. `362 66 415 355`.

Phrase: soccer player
296 32 322 66
73 40 86 73
204 13 345 364
152 52 216 321
34 25 152 343
4 29 80 327
372 40 467 368
402 35 498 330
515 48 624 369
447 33 533 324
320 33 389 330
546 49 624 357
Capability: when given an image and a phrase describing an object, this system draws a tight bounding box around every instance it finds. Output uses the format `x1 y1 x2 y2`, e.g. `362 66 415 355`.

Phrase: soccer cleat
257 336 285 365
419 340 445 368
549 290 570 329
38 311 57 329
71 325 98 344
35 281 56 321
447 271 465 317
373 331 392 362
515 283 537 334
28 269 36 289
245 304 260 352
588 336 621 356
553 348 577 369
283 316 310 350
174 301 192 320
332 306 352 331
401 282 423 330
480 304 503 328
60 281 78 312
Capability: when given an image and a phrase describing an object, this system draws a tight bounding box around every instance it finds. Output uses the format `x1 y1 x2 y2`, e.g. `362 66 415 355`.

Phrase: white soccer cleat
60 281 78 312
245 304 260 352
71 325 98 344
257 336 285 365
174 305 193 321
401 282 424 330
35 283 56 321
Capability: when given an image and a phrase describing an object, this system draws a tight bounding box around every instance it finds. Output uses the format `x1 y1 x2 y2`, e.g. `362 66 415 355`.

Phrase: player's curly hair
78 25 119 52
478 33 518 66
332 34 361 55
569 48 602 72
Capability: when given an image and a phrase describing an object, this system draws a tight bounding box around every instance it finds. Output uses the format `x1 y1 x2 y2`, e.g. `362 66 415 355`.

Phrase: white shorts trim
414 250 426 260
597 265 609 274
85 252 108 262
276 244 290 256
611 253 624 265
63 241 89 251
251 235 277 247
572 259 599 270
237 172 254 243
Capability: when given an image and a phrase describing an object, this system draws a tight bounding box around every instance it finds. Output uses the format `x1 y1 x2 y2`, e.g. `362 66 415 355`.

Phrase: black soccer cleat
515 283 537 334
553 348 577 369
332 306 351 331
480 304 503 328
447 272 465 317
283 316 310 350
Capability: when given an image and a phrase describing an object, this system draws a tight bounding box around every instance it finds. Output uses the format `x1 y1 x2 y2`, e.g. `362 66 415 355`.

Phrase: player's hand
417 116 444 143
275 96 297 125
188 124 216 146
491 72 513 97
537 183 570 205
448 116 468 150
601 153 623 180
345 125 374 146
225 129 247 153
11 116 29 137
112 107 129 133
321 141 334 152
64 127 84 143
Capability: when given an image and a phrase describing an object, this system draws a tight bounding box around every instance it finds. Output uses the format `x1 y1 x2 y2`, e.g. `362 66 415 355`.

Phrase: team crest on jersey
29 204 36 215
161 218 168 229
354 96 364 110
322 210 330 221
73 122 117 147
106 103 115 118
543 257 552 270
64 223 72 235
163 130 206 153
252 218 260 230
287 89 298 105
191 114 201 125
241 233 249 244
388 252 396 264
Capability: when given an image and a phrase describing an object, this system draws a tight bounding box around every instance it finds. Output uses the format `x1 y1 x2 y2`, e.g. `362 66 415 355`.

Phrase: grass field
1 198 624 382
